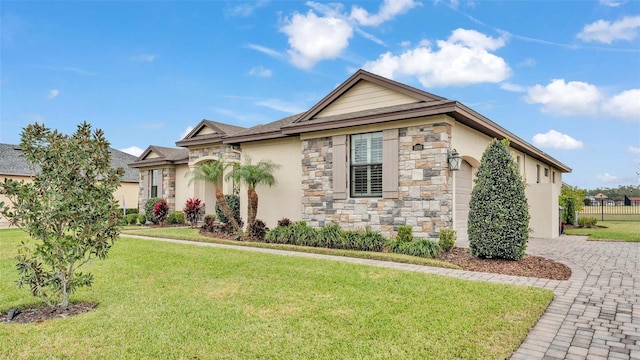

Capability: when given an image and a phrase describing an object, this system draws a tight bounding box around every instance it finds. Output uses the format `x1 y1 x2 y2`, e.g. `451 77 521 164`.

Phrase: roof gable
295 69 446 124
175 119 246 147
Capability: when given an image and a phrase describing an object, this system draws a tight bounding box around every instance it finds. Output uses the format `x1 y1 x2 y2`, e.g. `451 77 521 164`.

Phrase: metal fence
579 205 640 221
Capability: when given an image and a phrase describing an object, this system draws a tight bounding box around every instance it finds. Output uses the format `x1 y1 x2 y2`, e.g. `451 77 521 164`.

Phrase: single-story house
130 70 571 240
0 143 140 226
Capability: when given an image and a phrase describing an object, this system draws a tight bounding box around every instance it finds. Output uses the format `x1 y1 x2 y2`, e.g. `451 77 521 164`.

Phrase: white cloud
280 9 353 69
601 89 640 122
499 82 526 93
47 89 59 99
524 79 603 116
599 0 624 7
627 146 640 155
120 146 144 157
248 66 272 77
532 130 584 150
130 54 156 62
245 44 284 58
255 99 306 114
226 0 269 17
597 173 620 183
577 16 640 44
180 126 194 140
363 28 511 87
354 28 387 46
517 58 536 67
349 0 420 26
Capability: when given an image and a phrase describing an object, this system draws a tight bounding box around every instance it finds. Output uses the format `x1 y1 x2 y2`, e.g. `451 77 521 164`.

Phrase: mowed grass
122 226 461 269
1 228 553 359
565 221 640 242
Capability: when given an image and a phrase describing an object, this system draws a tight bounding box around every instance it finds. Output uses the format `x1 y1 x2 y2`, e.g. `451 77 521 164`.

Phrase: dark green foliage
277 218 292 227
468 139 530 260
202 214 216 232
168 211 185 225
125 213 139 225
560 185 586 225
561 196 576 225
577 217 597 228
123 208 139 215
248 219 269 240
264 221 386 252
439 228 456 252
385 226 441 258
145 197 162 224
137 213 146 225
0 122 121 307
401 239 442 258
153 199 169 226
396 225 414 242
215 194 241 225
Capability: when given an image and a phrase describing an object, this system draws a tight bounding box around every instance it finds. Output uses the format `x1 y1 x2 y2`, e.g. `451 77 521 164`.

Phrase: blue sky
1 0 639 190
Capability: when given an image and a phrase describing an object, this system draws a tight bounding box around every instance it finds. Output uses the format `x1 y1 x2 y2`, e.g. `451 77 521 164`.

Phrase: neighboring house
130 70 571 239
0 143 140 226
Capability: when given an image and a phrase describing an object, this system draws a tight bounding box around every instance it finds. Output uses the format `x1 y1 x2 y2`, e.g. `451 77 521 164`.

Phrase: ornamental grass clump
386 225 441 258
468 139 530 260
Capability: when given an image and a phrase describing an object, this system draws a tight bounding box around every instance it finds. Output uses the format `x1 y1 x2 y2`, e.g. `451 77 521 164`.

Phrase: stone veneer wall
301 122 453 239
188 144 241 164
161 167 176 211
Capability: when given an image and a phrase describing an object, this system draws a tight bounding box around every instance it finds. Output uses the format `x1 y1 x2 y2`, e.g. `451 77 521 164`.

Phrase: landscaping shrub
215 194 241 225
202 214 216 232
277 218 292 227
439 228 456 252
401 239 441 258
145 197 162 224
153 199 169 226
137 213 146 225
123 208 139 215
168 211 185 225
468 139 529 260
248 219 269 240
265 222 386 252
125 213 138 225
578 217 598 228
397 225 414 242
183 198 205 227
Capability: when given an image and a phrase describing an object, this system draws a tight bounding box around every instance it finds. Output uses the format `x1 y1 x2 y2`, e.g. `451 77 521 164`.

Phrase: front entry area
454 160 472 245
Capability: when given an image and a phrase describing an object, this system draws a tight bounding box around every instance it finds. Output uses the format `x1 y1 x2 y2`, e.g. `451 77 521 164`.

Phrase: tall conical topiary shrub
468 139 530 260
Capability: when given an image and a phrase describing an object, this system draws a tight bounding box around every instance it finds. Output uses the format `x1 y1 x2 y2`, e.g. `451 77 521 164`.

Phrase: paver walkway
126 234 639 359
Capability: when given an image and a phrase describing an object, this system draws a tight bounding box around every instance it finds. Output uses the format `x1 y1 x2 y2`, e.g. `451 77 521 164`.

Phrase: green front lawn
0 228 552 359
565 221 640 242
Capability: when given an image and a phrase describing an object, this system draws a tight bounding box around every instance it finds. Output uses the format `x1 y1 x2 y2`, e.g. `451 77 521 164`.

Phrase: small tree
226 158 280 226
0 122 122 307
183 198 205 227
468 139 530 260
187 160 241 233
559 185 586 225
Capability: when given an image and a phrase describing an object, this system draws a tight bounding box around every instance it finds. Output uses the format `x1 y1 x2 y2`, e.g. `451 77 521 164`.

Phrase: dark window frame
350 132 383 198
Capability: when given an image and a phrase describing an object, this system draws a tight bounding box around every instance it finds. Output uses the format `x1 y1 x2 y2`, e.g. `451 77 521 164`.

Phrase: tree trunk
215 188 241 233
247 187 259 225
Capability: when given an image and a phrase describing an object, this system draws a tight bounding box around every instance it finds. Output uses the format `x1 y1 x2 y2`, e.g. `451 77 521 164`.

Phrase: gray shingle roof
0 143 140 182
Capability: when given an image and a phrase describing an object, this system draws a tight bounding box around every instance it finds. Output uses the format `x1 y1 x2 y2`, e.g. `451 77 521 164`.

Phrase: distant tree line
585 185 640 202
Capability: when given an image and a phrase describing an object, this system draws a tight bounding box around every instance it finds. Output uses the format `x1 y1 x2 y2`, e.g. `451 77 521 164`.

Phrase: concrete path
125 234 639 359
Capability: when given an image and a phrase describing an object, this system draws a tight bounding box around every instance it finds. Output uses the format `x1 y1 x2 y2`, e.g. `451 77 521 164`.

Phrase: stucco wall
114 182 140 211
174 164 191 214
239 137 303 228
452 122 563 238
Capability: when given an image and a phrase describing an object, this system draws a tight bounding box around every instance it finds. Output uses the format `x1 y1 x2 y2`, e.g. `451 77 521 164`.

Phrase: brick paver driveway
511 236 639 360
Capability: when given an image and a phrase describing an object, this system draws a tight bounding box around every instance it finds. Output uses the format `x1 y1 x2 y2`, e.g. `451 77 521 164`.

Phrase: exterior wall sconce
448 149 462 171
412 143 423 151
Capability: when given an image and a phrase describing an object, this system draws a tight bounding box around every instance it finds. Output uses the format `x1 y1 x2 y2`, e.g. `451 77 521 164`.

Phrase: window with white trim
150 169 158 198
350 132 383 197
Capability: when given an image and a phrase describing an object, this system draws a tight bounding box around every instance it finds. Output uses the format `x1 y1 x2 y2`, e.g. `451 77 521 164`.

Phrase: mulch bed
438 247 571 280
1 302 97 324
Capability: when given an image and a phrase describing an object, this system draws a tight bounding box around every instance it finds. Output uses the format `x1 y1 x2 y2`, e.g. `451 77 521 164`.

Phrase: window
516 156 521 174
552 171 556 183
150 169 158 197
544 168 549 177
350 132 382 197
536 165 540 183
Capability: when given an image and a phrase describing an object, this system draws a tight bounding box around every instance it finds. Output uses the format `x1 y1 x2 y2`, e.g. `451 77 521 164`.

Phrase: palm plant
187 160 241 233
227 158 280 226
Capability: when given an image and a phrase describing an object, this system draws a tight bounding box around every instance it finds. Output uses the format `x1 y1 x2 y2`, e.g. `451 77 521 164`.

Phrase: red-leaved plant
183 198 205 227
153 199 169 226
